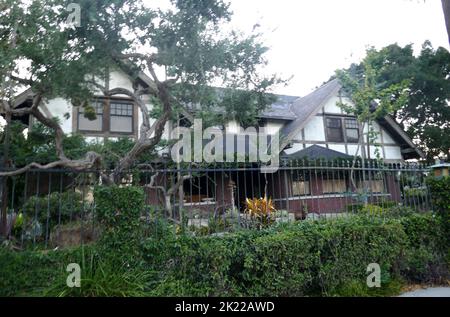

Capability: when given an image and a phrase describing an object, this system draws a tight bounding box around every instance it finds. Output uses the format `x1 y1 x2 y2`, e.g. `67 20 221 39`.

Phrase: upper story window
326 117 344 142
325 117 360 143
110 101 134 133
344 118 359 143
76 98 135 136
78 101 104 132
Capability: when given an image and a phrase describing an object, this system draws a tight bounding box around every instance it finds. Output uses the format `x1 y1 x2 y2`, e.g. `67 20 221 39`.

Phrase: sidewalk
399 287 450 297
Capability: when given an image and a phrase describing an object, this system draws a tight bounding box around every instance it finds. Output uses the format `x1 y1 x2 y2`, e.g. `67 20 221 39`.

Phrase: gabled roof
12 65 153 109
282 145 352 160
280 79 341 147
273 78 424 160
259 94 299 121
377 116 425 160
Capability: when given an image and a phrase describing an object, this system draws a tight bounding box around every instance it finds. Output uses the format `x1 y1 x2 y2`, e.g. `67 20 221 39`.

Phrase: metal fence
0 159 434 248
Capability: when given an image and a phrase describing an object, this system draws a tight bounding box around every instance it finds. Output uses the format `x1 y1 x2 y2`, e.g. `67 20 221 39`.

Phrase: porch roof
281 145 353 160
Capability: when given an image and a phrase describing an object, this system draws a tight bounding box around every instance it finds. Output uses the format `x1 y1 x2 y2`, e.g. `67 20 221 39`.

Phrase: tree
443 0 450 45
0 0 279 178
0 0 281 234
338 42 450 161
336 47 410 199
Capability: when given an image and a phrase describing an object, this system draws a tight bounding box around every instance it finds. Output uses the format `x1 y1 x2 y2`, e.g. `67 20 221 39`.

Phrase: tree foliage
337 42 450 161
0 0 282 179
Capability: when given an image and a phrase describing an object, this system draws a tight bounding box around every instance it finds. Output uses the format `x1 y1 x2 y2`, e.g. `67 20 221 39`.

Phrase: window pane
79 102 103 114
110 102 133 115
345 118 358 129
327 118 341 128
323 179 347 194
79 115 103 131
346 128 359 142
327 127 344 142
292 181 310 196
357 180 385 193
110 116 133 133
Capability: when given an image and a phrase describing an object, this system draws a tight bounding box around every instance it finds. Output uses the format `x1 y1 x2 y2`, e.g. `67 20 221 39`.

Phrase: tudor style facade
11 67 424 217
12 68 422 163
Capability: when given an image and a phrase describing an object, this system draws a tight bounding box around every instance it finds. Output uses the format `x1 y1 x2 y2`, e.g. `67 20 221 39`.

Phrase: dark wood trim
72 96 138 139
379 128 386 159
317 112 357 118
290 139 400 147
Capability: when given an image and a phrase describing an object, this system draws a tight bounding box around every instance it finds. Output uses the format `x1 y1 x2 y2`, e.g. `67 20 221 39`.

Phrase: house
146 78 424 217
10 66 425 217
11 68 169 142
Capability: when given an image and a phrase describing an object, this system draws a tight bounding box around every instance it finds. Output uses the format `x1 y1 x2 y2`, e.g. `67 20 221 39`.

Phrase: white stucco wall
264 120 284 135
347 144 359 156
43 98 73 134
328 144 346 154
109 70 135 95
323 96 343 114
303 116 326 141
39 70 166 140
382 129 396 144
384 146 403 160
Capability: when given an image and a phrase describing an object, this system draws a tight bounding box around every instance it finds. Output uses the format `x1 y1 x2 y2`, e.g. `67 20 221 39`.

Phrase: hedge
144 213 449 296
1 185 448 297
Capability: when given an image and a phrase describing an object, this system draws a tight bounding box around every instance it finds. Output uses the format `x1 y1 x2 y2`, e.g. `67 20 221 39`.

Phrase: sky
224 0 449 96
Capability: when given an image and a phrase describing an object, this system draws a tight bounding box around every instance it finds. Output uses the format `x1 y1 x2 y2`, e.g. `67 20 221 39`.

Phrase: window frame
292 180 311 197
325 117 344 143
322 179 348 194
74 97 137 137
77 99 104 133
325 116 361 144
109 100 135 134
344 118 360 143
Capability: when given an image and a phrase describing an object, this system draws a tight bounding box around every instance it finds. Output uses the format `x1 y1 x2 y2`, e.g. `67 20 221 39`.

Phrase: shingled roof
282 144 353 160
280 79 341 146
259 94 299 121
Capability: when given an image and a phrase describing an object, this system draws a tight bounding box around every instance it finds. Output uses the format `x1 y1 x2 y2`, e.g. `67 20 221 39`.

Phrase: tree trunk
443 0 450 45
1 112 11 237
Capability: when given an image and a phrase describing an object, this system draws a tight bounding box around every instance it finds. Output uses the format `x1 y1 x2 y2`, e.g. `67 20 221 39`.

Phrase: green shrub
0 245 92 296
358 204 384 215
398 213 449 282
426 176 450 244
44 248 155 297
20 191 83 232
2 211 448 297
94 186 145 266
141 213 449 296
426 176 450 213
330 278 405 297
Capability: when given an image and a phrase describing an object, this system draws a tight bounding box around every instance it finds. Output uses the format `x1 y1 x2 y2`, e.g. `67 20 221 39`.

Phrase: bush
2 208 448 297
142 213 449 296
243 197 276 229
398 213 449 282
426 176 450 212
20 191 83 231
426 176 450 244
44 248 155 297
358 204 384 215
94 186 145 266
0 245 91 296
